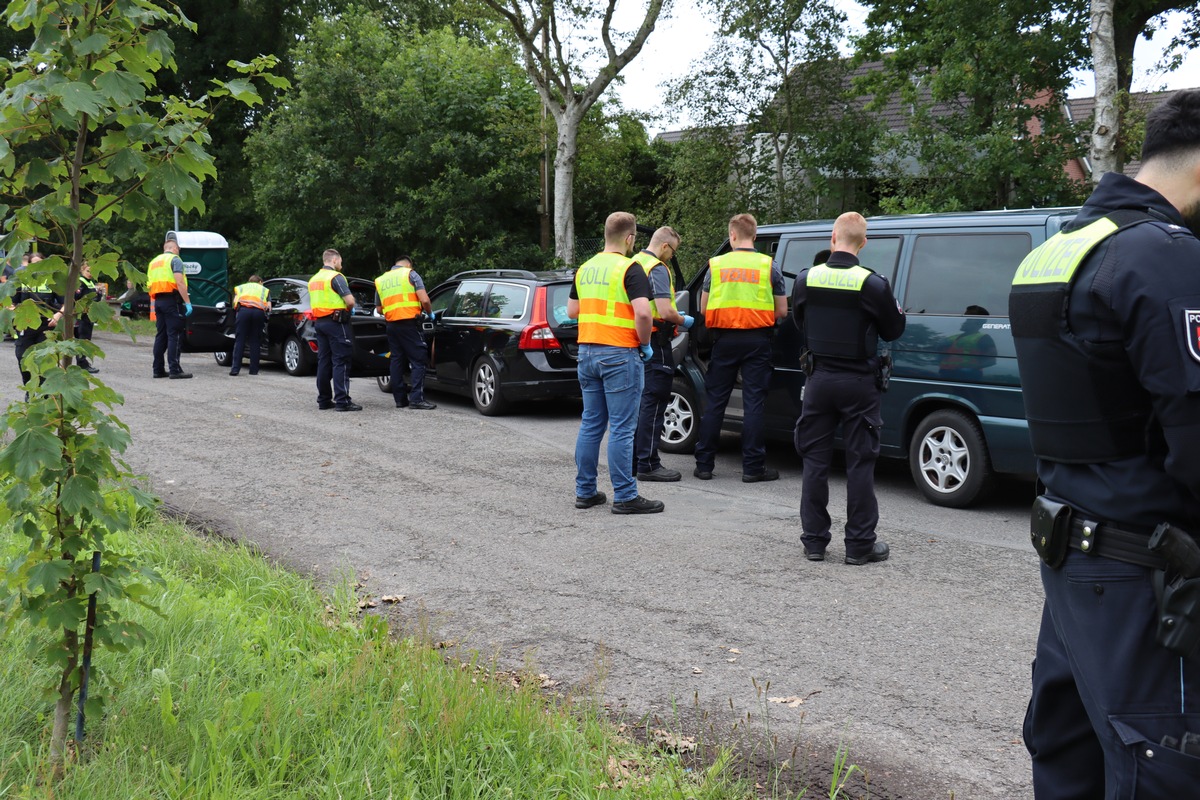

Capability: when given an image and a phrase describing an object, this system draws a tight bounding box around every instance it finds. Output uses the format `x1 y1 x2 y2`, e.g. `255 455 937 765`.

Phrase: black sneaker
638 467 681 482
229 370 240 376
845 541 890 566
575 491 607 509
612 495 665 515
693 467 713 480
335 402 363 412
84 366 99 374
318 403 336 410
153 372 169 379
805 549 826 562
742 467 780 483
409 400 437 410
168 372 193 379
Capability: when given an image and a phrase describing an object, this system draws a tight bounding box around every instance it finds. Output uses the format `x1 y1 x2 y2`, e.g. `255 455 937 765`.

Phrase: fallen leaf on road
768 691 821 708
692 667 703 674
650 729 696 753
381 595 406 603
435 639 457 649
729 648 741 654
357 598 377 609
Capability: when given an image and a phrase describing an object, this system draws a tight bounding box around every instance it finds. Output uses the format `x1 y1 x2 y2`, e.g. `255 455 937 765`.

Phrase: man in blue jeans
568 211 663 514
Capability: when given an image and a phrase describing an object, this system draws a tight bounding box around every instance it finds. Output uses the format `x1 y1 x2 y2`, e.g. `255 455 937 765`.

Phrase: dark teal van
661 208 1079 508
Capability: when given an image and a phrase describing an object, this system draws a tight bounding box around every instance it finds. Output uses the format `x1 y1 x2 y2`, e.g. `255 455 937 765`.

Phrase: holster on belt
1150 522 1200 662
1030 495 1071 568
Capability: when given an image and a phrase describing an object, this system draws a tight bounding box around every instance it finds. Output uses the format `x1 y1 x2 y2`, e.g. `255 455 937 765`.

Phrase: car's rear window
546 283 574 326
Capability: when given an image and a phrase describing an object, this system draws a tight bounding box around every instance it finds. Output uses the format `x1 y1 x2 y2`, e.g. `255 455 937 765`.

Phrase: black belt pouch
1155 572 1200 661
1031 496 1071 568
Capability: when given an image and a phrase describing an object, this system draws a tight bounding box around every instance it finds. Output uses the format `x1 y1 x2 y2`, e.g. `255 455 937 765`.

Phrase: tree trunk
1091 0 1120 180
50 626 79 780
553 109 580 267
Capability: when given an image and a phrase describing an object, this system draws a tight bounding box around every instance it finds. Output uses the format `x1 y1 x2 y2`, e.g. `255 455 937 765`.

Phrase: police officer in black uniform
10 252 64 392
1011 90 1200 798
74 260 101 374
791 212 905 565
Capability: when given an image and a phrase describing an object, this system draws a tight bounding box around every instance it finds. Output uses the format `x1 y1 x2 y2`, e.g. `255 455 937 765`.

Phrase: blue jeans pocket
598 353 637 393
1110 712 1200 794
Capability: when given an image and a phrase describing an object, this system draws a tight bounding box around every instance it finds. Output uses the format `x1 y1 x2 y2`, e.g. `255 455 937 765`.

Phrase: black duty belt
1068 518 1167 570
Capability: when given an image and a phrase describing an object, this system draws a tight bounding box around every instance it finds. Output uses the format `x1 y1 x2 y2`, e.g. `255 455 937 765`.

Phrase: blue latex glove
639 343 654 363
184 302 193 317
680 314 695 330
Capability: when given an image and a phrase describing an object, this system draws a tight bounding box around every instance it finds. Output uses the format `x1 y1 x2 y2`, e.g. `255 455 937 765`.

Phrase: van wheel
909 409 993 508
213 350 232 367
472 356 508 416
659 377 699 454
377 374 391 393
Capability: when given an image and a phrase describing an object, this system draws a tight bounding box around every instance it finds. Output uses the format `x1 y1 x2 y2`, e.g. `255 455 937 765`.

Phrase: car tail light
308 340 319 353
519 286 562 351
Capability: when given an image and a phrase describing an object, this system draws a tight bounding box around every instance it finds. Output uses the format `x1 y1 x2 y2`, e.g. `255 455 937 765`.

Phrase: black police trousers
694 328 773 476
634 341 673 474
152 297 185 376
385 320 428 406
14 321 49 387
793 369 881 558
230 307 266 374
314 316 354 408
1025 549 1200 798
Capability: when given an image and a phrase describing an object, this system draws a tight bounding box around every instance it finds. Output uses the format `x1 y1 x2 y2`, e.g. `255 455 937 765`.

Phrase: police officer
229 275 272 376
1011 90 1200 798
569 211 663 514
148 235 193 379
73 260 101 374
791 212 905 565
632 226 694 481
374 256 436 410
309 249 360 412
10 252 64 391
693 213 787 482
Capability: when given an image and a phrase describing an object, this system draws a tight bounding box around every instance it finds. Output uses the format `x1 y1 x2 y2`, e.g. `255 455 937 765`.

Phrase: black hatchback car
212 275 389 377
376 269 581 415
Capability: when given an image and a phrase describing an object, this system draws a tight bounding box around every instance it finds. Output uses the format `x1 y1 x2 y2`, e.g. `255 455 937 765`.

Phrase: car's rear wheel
213 350 233 368
283 335 314 377
658 377 699 454
377 374 391 393
908 408 993 508
472 355 508 416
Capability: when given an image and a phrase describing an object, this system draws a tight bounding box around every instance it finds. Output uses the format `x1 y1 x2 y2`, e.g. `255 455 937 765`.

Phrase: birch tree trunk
1090 0 1120 181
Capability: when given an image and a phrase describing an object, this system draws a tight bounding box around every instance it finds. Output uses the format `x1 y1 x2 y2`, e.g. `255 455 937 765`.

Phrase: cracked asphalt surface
9 330 1043 799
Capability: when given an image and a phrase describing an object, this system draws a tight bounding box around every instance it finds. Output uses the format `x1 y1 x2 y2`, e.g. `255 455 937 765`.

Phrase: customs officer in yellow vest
792 212 905 565
568 211 663 514
148 234 193 379
632 226 694 482
229 275 272 376
375 256 436 410
693 213 788 482
309 248 360 411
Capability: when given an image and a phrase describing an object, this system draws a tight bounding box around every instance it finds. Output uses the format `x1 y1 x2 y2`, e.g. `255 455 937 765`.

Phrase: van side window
779 237 902 296
904 233 1031 316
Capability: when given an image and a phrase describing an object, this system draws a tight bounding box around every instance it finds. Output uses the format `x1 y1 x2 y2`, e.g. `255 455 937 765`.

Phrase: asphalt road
5 331 1044 799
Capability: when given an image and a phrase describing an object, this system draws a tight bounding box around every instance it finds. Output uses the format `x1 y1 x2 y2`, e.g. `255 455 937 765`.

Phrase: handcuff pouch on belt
330 309 349 323
799 348 814 378
1150 522 1200 662
876 353 893 392
1030 495 1071 568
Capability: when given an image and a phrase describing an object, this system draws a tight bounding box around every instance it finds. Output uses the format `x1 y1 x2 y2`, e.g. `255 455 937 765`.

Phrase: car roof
756 207 1081 236
442 269 575 284
275 274 374 284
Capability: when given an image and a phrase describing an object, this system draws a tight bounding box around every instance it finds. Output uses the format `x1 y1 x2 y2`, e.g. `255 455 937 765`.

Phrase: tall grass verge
0 519 750 799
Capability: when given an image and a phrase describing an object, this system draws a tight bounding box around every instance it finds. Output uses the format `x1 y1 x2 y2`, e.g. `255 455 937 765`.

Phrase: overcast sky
607 1 1200 135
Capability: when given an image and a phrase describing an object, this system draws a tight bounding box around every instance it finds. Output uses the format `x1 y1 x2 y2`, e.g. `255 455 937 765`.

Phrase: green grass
0 520 751 799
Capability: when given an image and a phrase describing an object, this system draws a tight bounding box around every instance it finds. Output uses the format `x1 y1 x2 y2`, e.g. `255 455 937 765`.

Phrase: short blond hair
604 211 637 247
832 212 867 250
648 226 680 249
729 213 756 241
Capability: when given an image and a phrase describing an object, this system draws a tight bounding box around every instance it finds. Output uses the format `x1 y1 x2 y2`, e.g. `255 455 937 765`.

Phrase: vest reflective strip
308 269 346 316
147 253 182 297
706 251 774 329
1012 218 1119 286
632 251 676 323
576 252 639 347
806 264 872 292
234 283 269 310
375 268 420 321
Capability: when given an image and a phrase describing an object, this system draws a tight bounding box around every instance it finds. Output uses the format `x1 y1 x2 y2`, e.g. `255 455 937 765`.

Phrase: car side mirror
215 301 227 311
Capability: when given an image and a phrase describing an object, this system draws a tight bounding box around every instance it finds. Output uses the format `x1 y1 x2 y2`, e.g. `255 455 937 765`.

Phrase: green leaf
0 424 61 481
218 78 261 107
144 30 174 65
94 70 146 106
27 560 72 594
54 82 105 116
75 33 110 56
82 571 124 599
59 474 101 516
24 158 53 187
